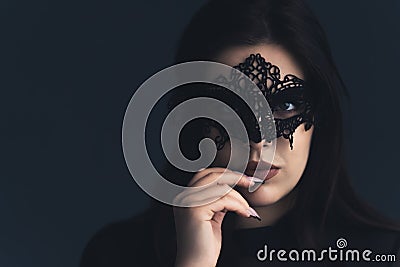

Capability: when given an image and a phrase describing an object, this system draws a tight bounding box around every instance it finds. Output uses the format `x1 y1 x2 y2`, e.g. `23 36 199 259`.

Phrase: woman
80 0 400 266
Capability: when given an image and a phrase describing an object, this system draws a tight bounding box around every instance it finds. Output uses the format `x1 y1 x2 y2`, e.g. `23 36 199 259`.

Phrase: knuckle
229 190 249 206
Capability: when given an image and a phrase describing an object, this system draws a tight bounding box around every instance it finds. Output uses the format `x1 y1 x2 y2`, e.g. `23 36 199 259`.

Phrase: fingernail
247 207 261 221
246 176 265 184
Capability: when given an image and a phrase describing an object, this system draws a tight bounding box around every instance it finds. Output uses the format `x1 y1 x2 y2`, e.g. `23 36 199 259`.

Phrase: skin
173 44 314 267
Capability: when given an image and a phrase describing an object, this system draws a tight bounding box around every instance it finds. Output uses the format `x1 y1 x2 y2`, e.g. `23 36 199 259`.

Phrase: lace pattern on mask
204 53 314 150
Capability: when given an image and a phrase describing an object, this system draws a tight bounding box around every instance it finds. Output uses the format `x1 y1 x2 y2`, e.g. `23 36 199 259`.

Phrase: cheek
212 124 314 177
213 141 231 167
213 140 249 171
276 125 313 179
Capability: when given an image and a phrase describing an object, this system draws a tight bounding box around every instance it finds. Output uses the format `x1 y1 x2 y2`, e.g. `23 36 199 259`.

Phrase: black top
80 210 400 267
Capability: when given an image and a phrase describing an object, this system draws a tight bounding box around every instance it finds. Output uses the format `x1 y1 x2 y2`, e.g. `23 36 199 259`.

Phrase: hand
173 168 262 267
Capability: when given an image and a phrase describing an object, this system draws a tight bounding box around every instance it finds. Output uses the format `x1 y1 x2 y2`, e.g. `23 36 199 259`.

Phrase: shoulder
80 210 159 267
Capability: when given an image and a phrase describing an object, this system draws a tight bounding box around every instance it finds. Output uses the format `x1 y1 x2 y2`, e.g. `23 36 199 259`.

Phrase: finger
174 184 251 214
174 185 261 221
212 190 261 221
211 209 227 224
190 167 234 185
174 186 252 221
225 187 251 210
190 170 263 188
174 183 234 207
208 189 255 219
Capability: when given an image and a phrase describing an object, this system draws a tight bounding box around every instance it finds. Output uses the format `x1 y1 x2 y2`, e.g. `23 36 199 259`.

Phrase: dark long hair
148 0 399 265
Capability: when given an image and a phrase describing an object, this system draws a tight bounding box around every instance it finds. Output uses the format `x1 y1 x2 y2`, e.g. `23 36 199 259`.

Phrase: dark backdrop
1 1 399 266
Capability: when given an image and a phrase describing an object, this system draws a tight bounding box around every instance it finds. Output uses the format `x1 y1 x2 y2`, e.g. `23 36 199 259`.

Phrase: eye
272 100 304 119
278 102 296 111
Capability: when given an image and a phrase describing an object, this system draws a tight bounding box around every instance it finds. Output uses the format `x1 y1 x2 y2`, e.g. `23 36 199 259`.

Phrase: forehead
215 44 304 80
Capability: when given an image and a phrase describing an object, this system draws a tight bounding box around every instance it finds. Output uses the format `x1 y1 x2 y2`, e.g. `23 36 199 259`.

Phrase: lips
245 161 280 181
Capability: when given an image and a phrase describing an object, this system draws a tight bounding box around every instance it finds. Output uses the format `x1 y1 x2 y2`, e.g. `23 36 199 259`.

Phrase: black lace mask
204 53 314 150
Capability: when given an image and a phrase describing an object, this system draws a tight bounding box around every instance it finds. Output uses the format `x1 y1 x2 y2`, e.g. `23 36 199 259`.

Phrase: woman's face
210 44 314 207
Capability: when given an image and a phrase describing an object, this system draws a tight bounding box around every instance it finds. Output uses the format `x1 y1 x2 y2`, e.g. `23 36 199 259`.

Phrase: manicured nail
247 207 261 221
246 176 265 184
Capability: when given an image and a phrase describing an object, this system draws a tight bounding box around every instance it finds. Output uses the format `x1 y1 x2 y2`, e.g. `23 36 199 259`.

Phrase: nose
248 139 273 161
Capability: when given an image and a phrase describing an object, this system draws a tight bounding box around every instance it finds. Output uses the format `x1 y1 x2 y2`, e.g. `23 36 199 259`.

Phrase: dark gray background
1 0 399 266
